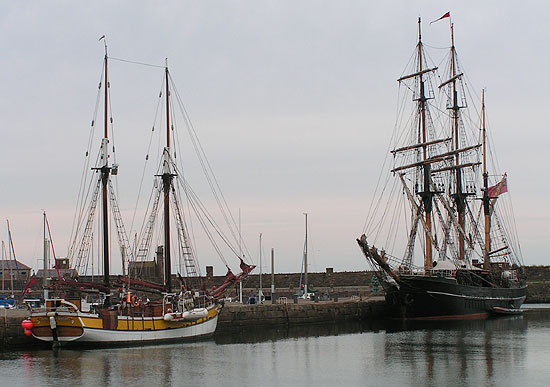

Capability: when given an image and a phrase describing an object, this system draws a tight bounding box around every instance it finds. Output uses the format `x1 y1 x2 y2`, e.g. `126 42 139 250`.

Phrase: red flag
430 12 451 24
488 176 508 198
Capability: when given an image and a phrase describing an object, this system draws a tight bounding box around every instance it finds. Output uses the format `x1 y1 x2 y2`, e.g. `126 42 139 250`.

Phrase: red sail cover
208 260 256 299
240 259 254 275
22 275 38 294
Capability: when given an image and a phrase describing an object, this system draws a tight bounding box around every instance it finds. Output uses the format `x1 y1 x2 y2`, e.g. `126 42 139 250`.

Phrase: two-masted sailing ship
27 40 254 345
357 15 526 319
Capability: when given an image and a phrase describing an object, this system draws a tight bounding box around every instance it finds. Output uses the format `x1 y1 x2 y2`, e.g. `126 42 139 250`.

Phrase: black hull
383 275 527 320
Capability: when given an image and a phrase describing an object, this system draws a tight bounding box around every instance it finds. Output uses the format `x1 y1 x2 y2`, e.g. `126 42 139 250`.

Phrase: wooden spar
449 22 466 261
430 161 481 174
163 62 172 292
438 73 463 89
391 156 453 173
482 90 491 269
434 193 476 252
397 67 438 83
429 144 481 160
416 17 432 269
391 137 452 154
488 245 508 257
398 174 440 257
101 43 111 296
166 62 170 149
357 235 400 282
391 144 479 172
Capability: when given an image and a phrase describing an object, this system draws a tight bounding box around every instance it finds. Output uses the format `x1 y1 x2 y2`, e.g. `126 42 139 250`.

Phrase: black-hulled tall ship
357 15 526 320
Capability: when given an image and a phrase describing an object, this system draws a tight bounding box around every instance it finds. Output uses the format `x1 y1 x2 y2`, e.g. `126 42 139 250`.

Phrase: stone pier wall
216 299 387 330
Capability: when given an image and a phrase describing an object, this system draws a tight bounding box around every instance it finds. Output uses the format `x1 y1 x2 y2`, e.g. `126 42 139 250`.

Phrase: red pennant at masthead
430 12 451 24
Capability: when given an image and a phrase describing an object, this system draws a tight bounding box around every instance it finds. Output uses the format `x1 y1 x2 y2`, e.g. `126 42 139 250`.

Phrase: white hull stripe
426 290 526 301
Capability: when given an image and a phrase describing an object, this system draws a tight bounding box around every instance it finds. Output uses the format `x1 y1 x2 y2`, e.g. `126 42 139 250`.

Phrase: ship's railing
397 266 457 279
28 298 81 314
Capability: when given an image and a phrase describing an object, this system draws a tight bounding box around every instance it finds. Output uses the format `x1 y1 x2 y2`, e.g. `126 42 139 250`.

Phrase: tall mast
482 90 491 269
162 61 172 292
101 40 111 299
450 22 466 261
43 211 49 300
259 233 263 300
2 241 5 295
303 212 308 295
417 17 433 269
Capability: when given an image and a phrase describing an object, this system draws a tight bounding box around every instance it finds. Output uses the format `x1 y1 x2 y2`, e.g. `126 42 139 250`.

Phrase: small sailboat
357 15 526 319
298 213 314 300
27 40 254 345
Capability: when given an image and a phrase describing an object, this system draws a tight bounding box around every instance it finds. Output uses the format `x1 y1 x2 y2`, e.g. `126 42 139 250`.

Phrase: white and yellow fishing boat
26 38 253 346
29 296 220 344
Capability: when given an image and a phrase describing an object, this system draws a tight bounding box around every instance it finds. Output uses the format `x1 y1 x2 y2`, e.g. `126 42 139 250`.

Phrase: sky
0 1 548 276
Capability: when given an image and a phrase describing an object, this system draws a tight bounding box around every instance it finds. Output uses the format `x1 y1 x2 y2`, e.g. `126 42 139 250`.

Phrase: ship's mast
449 22 466 261
303 212 308 295
482 90 491 269
43 211 49 300
417 18 433 270
2 241 5 295
162 62 173 292
101 41 111 301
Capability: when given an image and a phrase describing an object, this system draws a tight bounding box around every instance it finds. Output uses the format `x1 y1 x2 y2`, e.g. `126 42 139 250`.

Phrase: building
35 258 78 290
0 260 32 291
128 246 165 283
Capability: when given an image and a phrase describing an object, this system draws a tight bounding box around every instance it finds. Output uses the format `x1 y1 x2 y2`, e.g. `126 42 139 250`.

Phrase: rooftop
0 260 31 271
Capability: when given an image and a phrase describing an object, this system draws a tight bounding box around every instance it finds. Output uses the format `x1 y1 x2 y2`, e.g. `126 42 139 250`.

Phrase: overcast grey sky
1 1 548 275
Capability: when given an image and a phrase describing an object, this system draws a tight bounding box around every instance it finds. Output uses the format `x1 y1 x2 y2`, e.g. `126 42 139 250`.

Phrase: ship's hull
29 305 220 346
383 275 527 320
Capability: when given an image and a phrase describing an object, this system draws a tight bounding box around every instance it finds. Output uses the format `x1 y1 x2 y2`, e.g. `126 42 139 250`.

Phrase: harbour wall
217 298 387 330
0 309 33 349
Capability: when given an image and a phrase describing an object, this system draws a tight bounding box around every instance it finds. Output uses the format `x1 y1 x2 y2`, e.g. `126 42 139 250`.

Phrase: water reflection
381 316 528 386
2 310 549 387
214 320 384 344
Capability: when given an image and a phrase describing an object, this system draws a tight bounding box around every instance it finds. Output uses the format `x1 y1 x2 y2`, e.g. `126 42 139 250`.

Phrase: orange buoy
21 319 33 330
131 295 140 307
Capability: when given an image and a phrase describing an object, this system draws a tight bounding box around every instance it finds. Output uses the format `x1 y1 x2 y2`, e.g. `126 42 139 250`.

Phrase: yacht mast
259 233 263 301
303 212 308 295
100 40 111 299
162 62 173 292
43 211 49 300
2 241 4 295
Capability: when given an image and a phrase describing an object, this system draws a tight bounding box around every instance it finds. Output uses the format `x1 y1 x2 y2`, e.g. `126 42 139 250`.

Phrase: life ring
131 295 140 307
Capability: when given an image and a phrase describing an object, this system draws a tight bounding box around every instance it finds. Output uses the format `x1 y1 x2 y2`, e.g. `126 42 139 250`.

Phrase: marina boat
27 39 254 345
357 15 526 320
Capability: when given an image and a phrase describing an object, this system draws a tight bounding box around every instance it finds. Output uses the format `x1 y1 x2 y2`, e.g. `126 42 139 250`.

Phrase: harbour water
1 306 550 386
